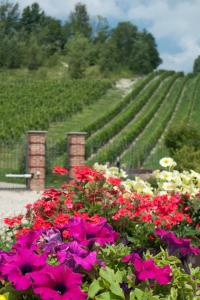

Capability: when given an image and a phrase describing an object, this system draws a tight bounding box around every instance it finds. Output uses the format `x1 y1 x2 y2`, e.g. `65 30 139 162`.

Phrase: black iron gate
0 137 28 190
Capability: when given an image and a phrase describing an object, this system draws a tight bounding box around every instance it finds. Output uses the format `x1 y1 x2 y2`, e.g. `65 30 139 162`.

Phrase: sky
14 0 200 72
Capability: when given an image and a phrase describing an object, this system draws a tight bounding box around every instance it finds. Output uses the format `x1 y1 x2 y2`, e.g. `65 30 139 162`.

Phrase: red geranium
52 166 68 175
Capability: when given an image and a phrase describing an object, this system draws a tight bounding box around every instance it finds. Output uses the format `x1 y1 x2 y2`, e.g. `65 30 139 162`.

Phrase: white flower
162 182 177 191
159 171 173 181
159 157 177 168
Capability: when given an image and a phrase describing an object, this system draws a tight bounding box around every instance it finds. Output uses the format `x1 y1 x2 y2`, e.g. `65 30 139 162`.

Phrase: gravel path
0 190 41 227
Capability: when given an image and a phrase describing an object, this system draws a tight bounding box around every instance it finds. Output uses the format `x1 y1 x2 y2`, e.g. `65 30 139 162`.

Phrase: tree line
0 1 162 77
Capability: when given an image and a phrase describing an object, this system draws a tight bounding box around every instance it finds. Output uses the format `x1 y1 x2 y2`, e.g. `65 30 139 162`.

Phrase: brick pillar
27 131 47 191
68 132 87 181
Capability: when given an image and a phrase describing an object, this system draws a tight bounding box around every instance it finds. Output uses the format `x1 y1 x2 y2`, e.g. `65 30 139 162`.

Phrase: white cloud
13 0 200 72
17 0 124 20
128 0 200 71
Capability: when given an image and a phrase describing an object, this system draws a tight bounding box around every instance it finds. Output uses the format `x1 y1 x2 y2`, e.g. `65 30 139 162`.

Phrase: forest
0 1 162 77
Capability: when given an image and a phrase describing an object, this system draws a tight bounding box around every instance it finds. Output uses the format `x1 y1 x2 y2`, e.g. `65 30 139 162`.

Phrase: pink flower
122 253 172 285
32 265 87 300
155 228 200 257
2 249 46 290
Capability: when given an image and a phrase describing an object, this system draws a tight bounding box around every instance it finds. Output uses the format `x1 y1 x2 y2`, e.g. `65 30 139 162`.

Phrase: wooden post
27 131 47 191
68 132 87 181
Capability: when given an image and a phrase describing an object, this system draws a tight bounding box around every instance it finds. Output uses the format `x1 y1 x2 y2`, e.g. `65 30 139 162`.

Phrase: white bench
6 174 32 179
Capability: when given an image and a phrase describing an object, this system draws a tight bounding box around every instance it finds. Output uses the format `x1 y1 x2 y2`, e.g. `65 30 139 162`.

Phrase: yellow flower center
0 295 7 300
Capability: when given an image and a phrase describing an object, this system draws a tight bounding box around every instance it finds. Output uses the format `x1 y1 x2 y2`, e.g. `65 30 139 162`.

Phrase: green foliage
193 55 200 74
173 146 200 172
165 125 200 154
165 125 200 171
88 267 126 299
66 33 92 78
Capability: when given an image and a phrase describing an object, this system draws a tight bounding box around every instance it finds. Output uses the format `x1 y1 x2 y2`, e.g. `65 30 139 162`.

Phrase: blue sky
14 0 200 72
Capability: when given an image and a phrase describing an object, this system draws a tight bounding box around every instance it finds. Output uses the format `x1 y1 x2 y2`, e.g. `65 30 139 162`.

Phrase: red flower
52 166 68 175
4 215 23 228
54 213 69 226
107 177 121 186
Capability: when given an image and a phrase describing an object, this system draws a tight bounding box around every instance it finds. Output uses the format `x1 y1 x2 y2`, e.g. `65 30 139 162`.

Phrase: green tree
38 17 64 55
193 55 200 74
20 2 45 33
69 2 92 38
141 30 162 69
26 36 44 70
66 34 91 78
0 0 19 34
0 35 25 68
98 39 118 73
110 22 138 66
130 38 152 74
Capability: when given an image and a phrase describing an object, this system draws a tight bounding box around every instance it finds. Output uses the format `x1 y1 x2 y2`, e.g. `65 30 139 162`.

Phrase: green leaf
95 291 121 300
88 279 104 298
110 282 125 299
130 288 144 300
100 267 115 285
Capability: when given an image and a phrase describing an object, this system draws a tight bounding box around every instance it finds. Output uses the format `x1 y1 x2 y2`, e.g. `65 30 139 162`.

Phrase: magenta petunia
2 249 46 290
122 253 172 285
14 230 42 251
155 228 200 257
32 264 87 300
67 217 119 247
0 250 14 279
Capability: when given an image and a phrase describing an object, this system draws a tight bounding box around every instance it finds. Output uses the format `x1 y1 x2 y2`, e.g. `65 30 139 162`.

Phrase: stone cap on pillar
28 131 48 134
67 132 87 136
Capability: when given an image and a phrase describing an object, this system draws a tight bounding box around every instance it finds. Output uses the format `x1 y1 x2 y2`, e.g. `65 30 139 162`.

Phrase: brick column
68 132 87 181
27 131 47 191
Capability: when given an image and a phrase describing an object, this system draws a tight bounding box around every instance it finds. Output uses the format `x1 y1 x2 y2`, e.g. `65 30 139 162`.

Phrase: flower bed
0 158 200 299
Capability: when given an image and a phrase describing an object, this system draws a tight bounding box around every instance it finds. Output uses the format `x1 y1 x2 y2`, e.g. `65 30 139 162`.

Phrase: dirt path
115 78 139 95
0 190 41 227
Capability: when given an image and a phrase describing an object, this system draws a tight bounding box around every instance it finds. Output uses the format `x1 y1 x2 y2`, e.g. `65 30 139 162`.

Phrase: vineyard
0 79 111 143
0 70 200 178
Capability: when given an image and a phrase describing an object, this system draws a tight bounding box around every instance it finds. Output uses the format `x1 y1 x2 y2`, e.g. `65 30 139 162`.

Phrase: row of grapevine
83 72 155 137
144 75 200 168
87 73 181 164
0 79 110 144
121 77 186 168
85 71 173 158
188 75 200 127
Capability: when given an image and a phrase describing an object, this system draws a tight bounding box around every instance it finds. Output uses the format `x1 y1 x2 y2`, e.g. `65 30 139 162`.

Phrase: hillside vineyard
0 70 199 169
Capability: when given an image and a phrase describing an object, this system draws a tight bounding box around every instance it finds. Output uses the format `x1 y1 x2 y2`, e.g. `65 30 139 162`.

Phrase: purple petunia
32 264 87 300
38 228 63 253
122 253 172 285
1 249 46 290
67 217 119 248
155 228 199 257
57 241 97 271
